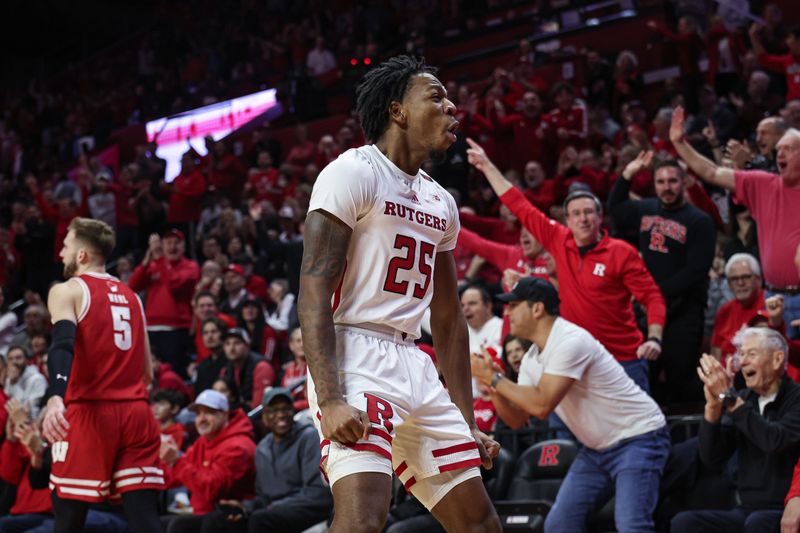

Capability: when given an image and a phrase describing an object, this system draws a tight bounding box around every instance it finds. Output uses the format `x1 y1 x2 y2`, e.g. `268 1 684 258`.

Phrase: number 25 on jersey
383 234 434 299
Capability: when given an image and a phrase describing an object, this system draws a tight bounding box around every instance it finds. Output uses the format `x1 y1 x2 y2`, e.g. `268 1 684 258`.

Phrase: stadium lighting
145 88 279 182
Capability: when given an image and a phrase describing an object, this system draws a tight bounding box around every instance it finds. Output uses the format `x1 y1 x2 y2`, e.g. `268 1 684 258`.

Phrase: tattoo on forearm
300 211 349 277
301 254 345 277
298 211 352 405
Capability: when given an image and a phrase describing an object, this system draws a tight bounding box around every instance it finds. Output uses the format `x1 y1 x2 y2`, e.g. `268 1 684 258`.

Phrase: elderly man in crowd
671 107 800 336
671 329 800 532
725 116 787 173
129 229 200 377
711 253 767 365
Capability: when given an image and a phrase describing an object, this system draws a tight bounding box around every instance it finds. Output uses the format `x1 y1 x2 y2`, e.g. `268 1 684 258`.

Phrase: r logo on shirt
592 263 606 277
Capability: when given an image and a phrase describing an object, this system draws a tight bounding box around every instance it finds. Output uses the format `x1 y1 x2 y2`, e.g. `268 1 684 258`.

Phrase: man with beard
40 217 164 533
299 55 500 533
195 317 230 395
521 160 557 211
609 152 715 404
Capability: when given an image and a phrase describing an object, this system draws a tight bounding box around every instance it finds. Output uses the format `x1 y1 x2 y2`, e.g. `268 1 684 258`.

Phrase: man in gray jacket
203 387 332 532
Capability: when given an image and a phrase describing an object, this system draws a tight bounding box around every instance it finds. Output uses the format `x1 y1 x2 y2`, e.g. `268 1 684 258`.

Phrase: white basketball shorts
307 325 482 510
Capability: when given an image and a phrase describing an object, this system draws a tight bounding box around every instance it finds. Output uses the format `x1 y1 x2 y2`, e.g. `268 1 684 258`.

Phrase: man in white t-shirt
472 277 670 533
298 55 500 533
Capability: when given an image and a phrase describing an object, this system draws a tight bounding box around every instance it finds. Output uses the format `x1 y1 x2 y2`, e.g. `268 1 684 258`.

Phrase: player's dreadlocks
355 55 437 143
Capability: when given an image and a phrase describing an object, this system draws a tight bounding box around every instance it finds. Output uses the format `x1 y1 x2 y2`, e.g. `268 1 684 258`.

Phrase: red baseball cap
163 228 185 241
226 263 246 277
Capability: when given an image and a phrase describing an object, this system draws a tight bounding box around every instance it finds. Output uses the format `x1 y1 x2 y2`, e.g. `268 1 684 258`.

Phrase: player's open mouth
446 121 460 141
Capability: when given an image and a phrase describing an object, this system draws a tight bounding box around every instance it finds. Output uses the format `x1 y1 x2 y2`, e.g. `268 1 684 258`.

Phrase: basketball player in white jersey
298 55 501 532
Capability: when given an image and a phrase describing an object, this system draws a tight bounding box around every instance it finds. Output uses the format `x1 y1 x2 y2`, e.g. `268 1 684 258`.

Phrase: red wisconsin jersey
66 272 148 404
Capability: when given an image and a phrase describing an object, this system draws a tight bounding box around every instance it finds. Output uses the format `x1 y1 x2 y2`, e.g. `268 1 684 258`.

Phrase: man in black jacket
220 328 274 409
671 328 800 532
609 153 715 404
195 317 228 395
201 388 332 533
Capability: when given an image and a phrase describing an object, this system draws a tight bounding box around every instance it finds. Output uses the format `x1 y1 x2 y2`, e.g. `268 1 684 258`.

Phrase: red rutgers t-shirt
66 272 148 404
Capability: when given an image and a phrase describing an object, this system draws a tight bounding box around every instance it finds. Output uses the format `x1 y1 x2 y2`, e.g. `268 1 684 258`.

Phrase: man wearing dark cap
203 388 332 532
471 277 670 533
129 229 200 377
220 328 275 409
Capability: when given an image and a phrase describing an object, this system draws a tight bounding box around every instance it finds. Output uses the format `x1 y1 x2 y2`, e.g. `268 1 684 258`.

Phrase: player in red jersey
41 217 164 533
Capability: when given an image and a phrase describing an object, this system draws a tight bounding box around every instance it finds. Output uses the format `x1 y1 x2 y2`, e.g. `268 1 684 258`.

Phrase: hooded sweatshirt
169 409 256 514
0 439 52 515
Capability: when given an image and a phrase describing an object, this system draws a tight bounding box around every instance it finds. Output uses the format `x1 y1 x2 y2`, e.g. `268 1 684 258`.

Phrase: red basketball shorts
50 400 165 502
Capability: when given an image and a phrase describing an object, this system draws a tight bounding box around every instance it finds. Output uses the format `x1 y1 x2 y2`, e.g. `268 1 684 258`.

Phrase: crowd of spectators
1 0 800 531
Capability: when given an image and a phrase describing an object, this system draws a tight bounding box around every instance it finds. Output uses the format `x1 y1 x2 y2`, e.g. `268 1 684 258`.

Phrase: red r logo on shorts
364 393 394 433
538 444 560 466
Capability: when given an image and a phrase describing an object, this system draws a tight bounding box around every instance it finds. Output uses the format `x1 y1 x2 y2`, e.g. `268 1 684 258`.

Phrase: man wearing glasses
711 253 769 366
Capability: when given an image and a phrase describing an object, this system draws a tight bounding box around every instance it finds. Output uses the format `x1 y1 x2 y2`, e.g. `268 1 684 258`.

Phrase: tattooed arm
298 209 370 445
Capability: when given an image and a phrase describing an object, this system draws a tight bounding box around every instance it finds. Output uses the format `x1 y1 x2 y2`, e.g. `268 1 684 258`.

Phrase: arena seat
506 439 578 502
492 439 579 532
483 446 515 500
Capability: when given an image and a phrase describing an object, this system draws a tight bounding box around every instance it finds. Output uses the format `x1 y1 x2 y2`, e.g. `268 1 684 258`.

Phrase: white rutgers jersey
308 144 459 339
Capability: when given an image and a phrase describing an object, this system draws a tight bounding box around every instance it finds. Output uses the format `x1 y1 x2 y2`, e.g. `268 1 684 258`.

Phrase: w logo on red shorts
52 441 69 463
538 444 560 466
